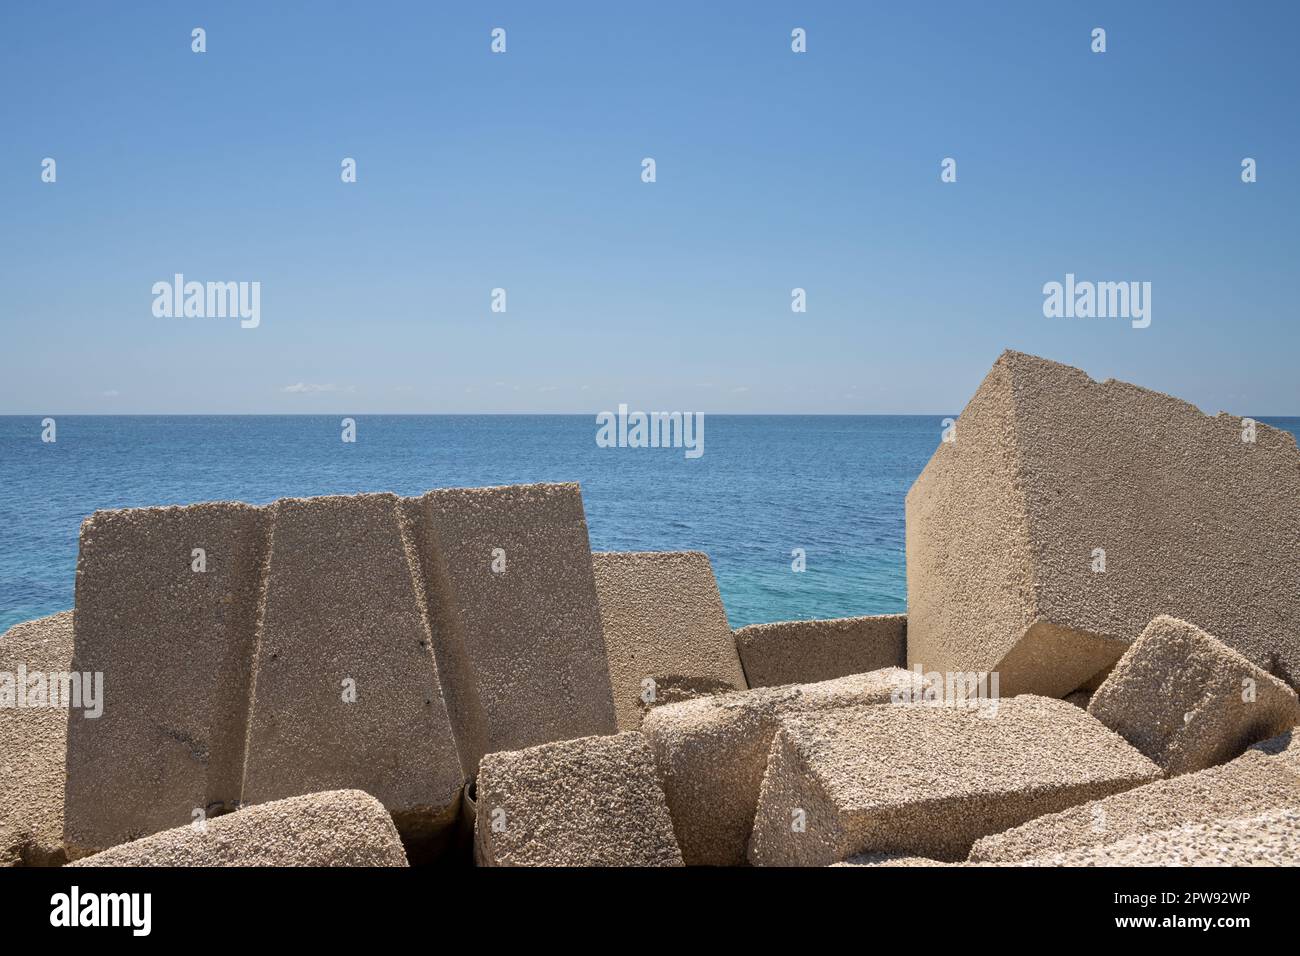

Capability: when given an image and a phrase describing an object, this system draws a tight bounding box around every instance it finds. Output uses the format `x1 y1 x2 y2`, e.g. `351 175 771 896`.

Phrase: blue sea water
2 415 1297 634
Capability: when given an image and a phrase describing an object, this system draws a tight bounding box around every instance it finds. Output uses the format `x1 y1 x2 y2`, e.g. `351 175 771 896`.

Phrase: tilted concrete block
735 615 906 689
1 611 75 866
241 494 465 847
968 749 1300 862
65 503 270 856
70 790 408 867
592 551 746 729
412 483 617 772
906 350 1300 698
475 731 683 867
748 695 1160 866
642 668 930 865
1088 616 1300 775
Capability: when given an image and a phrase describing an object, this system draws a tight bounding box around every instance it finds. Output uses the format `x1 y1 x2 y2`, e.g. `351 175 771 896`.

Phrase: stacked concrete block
71 790 408 867
474 731 683 867
906 350 1300 698
641 667 930 865
65 503 270 856
1087 616 1300 775
411 484 618 773
747 695 1160 866
1 611 75 866
241 494 465 841
734 615 906 689
968 749 1300 862
592 551 746 730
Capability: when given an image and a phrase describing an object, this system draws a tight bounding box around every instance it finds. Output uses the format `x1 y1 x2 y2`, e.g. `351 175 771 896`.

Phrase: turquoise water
2 415 1297 633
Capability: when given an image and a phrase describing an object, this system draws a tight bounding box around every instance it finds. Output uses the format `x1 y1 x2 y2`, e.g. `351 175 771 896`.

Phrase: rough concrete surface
475 731 683 867
968 749 1300 862
592 551 746 730
748 695 1160 866
65 502 270 856
1 611 74 866
1088 616 1300 775
70 790 408 867
734 615 906 689
241 494 464 841
1251 726 1300 774
642 668 930 866
414 483 618 772
906 350 1300 698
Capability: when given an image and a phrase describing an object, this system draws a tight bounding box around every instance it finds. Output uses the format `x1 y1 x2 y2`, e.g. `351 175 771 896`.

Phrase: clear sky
1 2 1296 414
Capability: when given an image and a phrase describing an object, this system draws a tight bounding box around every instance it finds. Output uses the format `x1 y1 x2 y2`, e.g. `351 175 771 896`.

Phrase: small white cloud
539 385 559 392
102 389 120 398
731 386 750 393
281 383 343 394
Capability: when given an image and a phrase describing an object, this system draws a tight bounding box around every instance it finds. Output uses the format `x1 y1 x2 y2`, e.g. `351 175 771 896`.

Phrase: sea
2 414 1297 634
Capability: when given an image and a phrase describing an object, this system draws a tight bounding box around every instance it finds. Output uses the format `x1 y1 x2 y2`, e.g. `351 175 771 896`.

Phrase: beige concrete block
1250 726 1300 773
1 611 75 866
735 615 906 689
241 494 464 844
475 731 682 867
748 695 1160 866
969 749 1300 862
70 790 408 867
414 483 617 772
65 503 270 856
592 551 746 730
1088 616 1300 775
642 667 930 865
906 350 1300 698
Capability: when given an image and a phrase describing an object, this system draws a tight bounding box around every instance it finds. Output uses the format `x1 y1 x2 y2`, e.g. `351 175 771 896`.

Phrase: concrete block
1088 615 1300 775
969 749 1300 862
642 667 930 865
1 612 75 866
70 790 408 867
65 503 270 856
592 551 746 729
906 350 1300 698
413 483 617 771
735 615 906 689
747 695 1160 866
474 731 683 867
241 494 465 844
1251 726 1300 773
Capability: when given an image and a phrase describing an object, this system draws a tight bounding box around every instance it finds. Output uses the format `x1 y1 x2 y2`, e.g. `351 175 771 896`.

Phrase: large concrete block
1088 616 1300 775
474 731 683 867
968 749 1300 862
241 494 465 843
1 611 75 866
1017 809 1300 866
906 350 1300 698
412 483 617 772
735 615 906 689
592 551 746 729
642 668 930 865
70 790 408 867
747 695 1160 866
65 503 270 856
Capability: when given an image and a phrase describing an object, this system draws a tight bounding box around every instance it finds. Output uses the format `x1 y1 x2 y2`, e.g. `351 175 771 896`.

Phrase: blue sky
1 2 1296 414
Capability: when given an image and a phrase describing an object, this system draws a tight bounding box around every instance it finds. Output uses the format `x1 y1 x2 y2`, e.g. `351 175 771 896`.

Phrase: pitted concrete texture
906 350 1300 698
1251 727 1300 773
834 853 952 867
241 494 464 839
70 790 408 867
65 502 270 856
413 483 617 772
747 695 1160 866
642 668 930 865
1063 690 1092 709
475 731 683 867
1018 810 1300 866
1 612 74 866
735 615 906 689
592 551 746 730
968 749 1300 862
1088 616 1300 776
